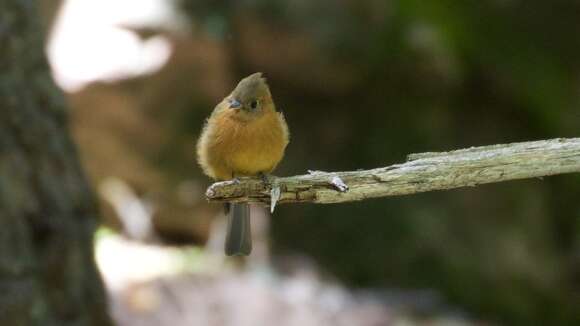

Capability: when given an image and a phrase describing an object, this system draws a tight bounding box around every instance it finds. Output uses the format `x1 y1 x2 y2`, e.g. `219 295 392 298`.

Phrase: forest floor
95 231 491 326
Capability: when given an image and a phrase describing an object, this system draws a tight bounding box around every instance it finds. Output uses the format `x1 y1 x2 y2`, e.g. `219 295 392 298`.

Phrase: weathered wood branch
205 138 580 205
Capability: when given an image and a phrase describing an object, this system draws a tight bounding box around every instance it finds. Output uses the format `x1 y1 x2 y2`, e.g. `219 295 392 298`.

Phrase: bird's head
226 72 274 121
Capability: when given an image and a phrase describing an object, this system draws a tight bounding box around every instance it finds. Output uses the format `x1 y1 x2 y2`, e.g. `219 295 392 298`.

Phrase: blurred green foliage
175 1 580 324
70 0 580 324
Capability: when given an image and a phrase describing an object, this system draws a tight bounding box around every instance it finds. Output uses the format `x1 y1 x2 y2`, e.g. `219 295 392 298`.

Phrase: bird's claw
258 172 272 186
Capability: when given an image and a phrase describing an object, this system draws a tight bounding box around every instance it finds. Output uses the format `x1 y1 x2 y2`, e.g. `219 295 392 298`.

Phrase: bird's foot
258 172 272 186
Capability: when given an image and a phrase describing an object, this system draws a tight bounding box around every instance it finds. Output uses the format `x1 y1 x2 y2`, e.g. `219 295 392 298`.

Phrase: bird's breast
212 112 287 176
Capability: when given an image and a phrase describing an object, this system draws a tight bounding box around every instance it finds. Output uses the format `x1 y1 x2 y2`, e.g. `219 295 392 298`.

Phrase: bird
197 72 289 256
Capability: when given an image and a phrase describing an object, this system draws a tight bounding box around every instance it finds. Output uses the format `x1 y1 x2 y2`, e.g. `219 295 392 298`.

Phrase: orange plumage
196 72 289 256
197 73 289 181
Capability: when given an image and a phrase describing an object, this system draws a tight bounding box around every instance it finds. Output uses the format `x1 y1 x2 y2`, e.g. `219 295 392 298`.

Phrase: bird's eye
249 99 259 110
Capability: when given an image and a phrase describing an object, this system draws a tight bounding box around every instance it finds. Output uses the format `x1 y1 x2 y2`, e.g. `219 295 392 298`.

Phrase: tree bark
0 1 111 325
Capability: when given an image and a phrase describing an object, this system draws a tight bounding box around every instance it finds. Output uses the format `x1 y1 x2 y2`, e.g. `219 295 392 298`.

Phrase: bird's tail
224 203 252 256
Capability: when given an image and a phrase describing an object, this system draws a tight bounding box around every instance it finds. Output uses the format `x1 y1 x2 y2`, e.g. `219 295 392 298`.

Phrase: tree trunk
0 1 111 325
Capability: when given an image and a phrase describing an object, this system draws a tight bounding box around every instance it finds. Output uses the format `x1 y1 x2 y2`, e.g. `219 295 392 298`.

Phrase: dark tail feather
225 203 252 256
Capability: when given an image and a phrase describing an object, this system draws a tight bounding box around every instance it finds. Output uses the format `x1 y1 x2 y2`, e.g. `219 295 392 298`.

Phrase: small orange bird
197 73 289 256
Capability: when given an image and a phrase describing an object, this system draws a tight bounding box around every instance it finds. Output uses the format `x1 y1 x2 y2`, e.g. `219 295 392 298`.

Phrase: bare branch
205 138 580 205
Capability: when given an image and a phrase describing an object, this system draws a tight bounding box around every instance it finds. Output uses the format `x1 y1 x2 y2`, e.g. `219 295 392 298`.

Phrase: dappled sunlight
94 230 472 326
95 230 204 291
47 0 186 91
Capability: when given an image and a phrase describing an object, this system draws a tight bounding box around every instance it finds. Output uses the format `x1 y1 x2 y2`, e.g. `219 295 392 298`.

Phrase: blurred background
40 0 580 324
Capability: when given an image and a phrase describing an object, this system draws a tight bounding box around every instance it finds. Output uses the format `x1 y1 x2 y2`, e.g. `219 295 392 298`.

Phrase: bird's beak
229 98 242 109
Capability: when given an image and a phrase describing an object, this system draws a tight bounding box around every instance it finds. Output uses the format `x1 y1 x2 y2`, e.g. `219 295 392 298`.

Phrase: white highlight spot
47 0 186 92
